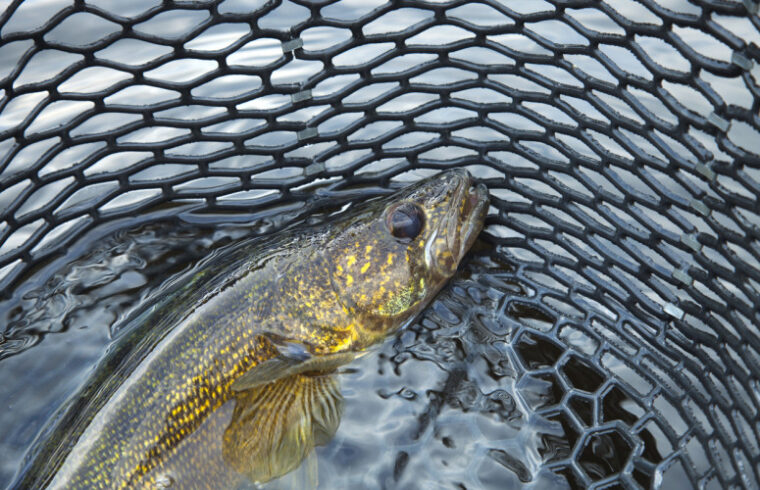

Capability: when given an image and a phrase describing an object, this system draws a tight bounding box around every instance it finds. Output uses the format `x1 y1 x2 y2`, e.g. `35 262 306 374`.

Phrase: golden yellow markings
346 274 354 286
360 262 370 274
346 255 356 267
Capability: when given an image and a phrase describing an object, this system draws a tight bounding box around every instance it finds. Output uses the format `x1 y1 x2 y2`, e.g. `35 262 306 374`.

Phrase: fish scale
66 254 341 489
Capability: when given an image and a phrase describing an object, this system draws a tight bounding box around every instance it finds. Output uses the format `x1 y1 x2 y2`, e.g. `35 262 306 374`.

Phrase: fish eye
387 202 425 241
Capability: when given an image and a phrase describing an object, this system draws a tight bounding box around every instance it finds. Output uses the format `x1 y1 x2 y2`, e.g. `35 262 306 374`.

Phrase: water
0 219 240 481
0 203 654 488
0 209 585 488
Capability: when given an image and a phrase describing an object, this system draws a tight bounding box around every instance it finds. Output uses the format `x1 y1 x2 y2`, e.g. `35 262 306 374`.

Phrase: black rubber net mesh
1 0 760 488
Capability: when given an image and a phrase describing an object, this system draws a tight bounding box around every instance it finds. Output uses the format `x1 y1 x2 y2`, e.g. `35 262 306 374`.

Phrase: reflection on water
0 209 635 488
0 220 255 482
312 250 580 489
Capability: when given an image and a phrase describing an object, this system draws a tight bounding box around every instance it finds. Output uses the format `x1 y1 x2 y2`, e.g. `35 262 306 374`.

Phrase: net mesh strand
0 0 760 488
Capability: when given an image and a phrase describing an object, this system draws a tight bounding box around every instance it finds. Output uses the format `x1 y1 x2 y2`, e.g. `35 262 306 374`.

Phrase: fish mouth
459 181 489 259
434 169 489 277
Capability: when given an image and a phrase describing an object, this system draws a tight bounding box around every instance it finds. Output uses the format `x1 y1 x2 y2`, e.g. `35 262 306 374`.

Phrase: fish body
12 169 488 489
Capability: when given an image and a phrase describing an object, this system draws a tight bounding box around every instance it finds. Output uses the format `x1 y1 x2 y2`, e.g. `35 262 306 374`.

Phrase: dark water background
0 186 651 489
0 199 544 488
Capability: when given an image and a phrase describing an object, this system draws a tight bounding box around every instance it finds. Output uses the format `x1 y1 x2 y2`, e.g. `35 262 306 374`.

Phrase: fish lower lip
467 186 481 209
463 182 487 216
459 183 488 256
435 177 488 277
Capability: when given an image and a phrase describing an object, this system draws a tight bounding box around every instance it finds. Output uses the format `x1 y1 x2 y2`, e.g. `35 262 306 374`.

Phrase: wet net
1 0 760 488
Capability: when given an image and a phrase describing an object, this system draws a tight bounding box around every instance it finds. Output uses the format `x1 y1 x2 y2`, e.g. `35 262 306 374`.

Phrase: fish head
326 168 489 346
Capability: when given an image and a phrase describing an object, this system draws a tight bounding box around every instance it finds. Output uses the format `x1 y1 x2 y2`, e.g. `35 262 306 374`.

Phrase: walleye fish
12 169 488 489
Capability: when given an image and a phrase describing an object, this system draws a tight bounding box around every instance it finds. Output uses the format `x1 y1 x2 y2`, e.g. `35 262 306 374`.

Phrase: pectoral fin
222 371 344 485
230 350 355 392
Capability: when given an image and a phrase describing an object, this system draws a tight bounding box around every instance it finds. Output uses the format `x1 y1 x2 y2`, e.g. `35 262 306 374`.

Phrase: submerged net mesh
1 0 760 488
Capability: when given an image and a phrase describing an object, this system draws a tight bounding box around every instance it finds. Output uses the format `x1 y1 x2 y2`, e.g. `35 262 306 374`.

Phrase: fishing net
1 0 759 488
